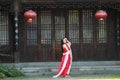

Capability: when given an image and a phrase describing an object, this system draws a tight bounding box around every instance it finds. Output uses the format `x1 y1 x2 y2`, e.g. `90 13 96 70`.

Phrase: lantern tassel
28 18 32 26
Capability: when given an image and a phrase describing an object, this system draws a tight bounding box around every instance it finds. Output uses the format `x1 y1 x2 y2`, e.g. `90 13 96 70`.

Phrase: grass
0 74 120 80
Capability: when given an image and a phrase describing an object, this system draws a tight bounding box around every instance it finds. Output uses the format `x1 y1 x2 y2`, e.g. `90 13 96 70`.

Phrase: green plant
0 65 24 78
8 68 24 77
0 72 5 78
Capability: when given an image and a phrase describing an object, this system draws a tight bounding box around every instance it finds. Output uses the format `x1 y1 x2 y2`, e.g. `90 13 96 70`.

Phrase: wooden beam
101 0 120 3
0 0 12 2
21 0 98 3
21 0 120 3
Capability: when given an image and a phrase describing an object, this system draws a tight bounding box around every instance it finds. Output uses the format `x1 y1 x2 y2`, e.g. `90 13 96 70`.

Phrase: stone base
2 61 120 76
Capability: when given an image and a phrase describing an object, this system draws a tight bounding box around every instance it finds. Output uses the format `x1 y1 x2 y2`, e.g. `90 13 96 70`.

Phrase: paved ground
1 74 120 80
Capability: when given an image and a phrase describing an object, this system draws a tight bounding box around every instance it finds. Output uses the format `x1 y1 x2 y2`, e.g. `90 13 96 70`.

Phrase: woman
53 38 72 78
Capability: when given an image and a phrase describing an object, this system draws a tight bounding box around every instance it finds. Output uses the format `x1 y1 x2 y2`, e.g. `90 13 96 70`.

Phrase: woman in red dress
53 38 72 78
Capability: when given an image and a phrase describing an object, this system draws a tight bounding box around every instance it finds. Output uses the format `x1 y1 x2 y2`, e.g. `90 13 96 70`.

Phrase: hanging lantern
95 10 107 20
24 10 37 24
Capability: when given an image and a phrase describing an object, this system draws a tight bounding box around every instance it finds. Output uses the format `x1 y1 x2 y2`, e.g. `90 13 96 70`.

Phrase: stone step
3 61 120 67
2 61 120 76
19 66 120 76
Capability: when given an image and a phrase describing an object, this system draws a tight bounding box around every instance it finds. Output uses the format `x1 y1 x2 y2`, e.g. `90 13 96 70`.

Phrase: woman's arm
65 38 71 46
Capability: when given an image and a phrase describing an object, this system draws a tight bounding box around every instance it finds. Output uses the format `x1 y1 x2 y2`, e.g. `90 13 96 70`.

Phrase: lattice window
27 18 37 45
82 10 93 43
97 20 107 43
69 10 79 43
41 10 52 44
55 11 65 44
0 11 9 45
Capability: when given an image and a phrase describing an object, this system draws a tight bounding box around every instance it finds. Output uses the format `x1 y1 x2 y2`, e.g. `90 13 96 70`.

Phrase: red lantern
24 10 37 24
95 10 107 20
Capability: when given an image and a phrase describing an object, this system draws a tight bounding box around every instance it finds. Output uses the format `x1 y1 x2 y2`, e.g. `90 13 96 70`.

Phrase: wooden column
14 0 20 63
116 12 120 60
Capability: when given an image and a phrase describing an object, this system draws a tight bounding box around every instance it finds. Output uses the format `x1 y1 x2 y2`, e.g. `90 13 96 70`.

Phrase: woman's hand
65 38 68 42
65 38 71 46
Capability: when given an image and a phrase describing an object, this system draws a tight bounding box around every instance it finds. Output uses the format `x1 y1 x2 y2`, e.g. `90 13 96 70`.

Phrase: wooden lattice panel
21 0 55 3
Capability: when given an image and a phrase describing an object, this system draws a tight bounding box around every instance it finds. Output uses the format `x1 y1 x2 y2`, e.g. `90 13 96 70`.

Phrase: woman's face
63 38 67 44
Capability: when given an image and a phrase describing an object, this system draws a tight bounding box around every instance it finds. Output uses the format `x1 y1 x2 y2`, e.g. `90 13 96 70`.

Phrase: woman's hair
61 37 66 52
61 38 64 45
61 37 67 45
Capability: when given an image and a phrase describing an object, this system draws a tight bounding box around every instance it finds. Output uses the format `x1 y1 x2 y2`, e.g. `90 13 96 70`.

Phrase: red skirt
57 54 71 77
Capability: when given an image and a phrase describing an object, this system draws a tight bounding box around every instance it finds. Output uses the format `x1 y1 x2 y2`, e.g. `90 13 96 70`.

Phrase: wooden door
20 10 53 62
67 10 116 61
54 10 95 61
54 10 81 61
80 10 96 60
54 10 66 61
80 10 117 61
20 9 117 62
0 10 14 63
37 10 53 61
68 10 81 61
